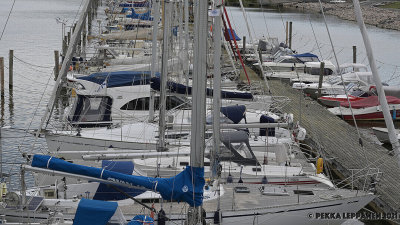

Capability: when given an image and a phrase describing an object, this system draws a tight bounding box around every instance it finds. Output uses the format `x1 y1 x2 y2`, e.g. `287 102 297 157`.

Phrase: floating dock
243 66 400 218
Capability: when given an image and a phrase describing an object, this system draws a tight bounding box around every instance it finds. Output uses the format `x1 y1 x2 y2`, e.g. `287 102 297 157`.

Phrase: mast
352 0 400 167
149 0 161 122
158 0 173 152
211 0 222 179
188 0 208 223
184 0 190 87
36 0 92 137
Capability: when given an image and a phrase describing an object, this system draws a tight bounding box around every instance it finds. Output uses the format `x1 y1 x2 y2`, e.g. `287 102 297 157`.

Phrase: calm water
227 7 400 86
0 0 398 208
0 0 85 188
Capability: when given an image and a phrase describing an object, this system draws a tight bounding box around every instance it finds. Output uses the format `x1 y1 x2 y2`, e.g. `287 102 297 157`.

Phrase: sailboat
0 0 377 224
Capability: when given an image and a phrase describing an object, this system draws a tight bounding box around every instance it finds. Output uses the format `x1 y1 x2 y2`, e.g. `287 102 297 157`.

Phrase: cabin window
293 190 314 195
120 96 190 111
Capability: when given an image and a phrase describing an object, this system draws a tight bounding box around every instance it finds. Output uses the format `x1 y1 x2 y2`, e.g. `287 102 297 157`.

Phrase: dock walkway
243 66 400 214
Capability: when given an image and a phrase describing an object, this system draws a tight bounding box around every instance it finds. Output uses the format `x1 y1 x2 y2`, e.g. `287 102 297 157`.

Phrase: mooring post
286 21 289 45
353 46 357 63
289 21 293 50
242 36 246 54
0 57 4 97
318 61 325 98
54 50 60 80
8 50 13 89
67 31 71 46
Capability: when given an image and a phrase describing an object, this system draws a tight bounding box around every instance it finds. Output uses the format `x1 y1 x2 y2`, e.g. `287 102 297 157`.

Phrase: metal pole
188 0 207 223
8 50 13 89
158 0 172 152
353 0 400 167
212 0 222 179
149 0 161 123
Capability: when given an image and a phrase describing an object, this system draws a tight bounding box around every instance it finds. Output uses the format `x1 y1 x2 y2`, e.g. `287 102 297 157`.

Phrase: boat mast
188 0 208 223
36 0 92 137
149 0 161 122
158 0 173 152
211 0 222 179
352 0 400 167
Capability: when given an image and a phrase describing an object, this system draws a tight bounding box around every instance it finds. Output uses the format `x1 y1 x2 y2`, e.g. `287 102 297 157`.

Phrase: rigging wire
0 0 16 41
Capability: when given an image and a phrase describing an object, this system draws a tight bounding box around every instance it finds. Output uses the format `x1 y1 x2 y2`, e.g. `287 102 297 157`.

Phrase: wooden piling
62 35 68 58
242 36 246 54
8 50 13 89
285 21 288 45
54 50 60 80
0 57 4 97
289 21 293 49
67 31 71 46
353 46 357 63
317 61 325 98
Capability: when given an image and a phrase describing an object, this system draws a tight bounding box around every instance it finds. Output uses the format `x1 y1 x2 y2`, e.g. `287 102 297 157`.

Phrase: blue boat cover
32 155 205 207
127 9 153 21
225 29 241 41
73 198 118 225
221 105 246 124
259 115 275 136
78 71 159 88
93 161 146 201
150 77 253 100
128 215 154 225
119 1 149 7
291 53 318 59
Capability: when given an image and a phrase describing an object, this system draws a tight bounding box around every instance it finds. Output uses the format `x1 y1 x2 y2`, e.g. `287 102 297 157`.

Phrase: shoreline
282 2 400 31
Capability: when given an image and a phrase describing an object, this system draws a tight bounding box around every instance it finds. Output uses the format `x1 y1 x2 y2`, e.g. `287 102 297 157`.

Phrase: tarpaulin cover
119 1 149 7
291 53 318 59
32 155 204 207
150 77 253 100
220 105 246 124
340 96 400 108
93 161 146 201
73 198 117 225
78 71 159 88
127 215 154 225
127 9 153 21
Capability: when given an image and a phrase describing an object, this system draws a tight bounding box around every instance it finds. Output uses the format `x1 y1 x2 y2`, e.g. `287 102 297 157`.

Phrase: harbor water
0 4 398 222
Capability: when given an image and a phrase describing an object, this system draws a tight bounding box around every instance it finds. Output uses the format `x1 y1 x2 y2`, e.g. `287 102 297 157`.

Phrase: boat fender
71 88 77 98
213 210 221 224
316 158 323 174
0 183 7 201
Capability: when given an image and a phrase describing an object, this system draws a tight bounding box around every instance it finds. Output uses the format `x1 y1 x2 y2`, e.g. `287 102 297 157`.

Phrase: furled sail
31 155 204 207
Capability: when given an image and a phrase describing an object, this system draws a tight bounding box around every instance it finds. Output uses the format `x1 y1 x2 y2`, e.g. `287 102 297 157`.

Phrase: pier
243 66 400 217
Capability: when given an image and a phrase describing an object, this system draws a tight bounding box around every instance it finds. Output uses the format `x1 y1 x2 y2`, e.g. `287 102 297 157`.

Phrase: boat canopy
291 53 319 63
119 1 149 8
150 77 253 100
340 96 400 108
31 155 204 207
73 198 118 225
78 71 159 88
220 105 246 124
127 9 153 21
